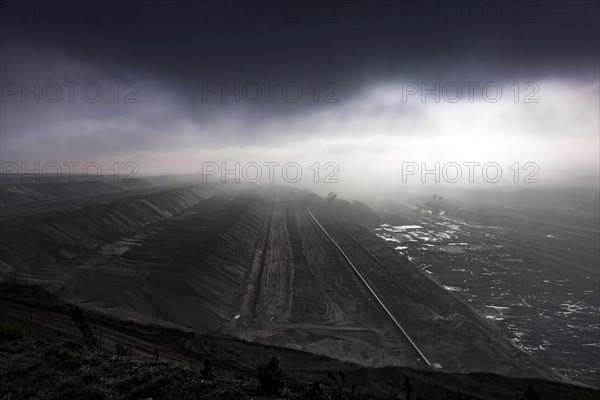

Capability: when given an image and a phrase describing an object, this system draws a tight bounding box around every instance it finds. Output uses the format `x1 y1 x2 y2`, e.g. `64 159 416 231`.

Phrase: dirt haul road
232 189 443 368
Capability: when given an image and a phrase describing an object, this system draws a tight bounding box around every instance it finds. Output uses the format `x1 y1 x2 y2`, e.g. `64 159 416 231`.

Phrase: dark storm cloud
2 0 598 103
0 0 598 165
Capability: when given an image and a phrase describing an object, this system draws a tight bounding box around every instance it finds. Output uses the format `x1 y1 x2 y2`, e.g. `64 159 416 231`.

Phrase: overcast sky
1 0 598 191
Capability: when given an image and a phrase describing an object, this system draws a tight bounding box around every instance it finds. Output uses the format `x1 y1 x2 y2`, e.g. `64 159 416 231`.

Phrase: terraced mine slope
0 182 570 384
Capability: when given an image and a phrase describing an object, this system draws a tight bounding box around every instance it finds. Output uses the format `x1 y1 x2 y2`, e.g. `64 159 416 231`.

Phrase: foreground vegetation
1 316 597 400
0 321 350 400
1 323 223 399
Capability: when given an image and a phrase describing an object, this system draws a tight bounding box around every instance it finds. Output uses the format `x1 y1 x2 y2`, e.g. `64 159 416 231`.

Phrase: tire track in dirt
237 202 275 320
255 199 294 322
286 201 327 322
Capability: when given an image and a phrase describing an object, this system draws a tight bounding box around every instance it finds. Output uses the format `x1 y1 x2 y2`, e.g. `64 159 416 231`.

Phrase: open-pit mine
0 178 571 387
